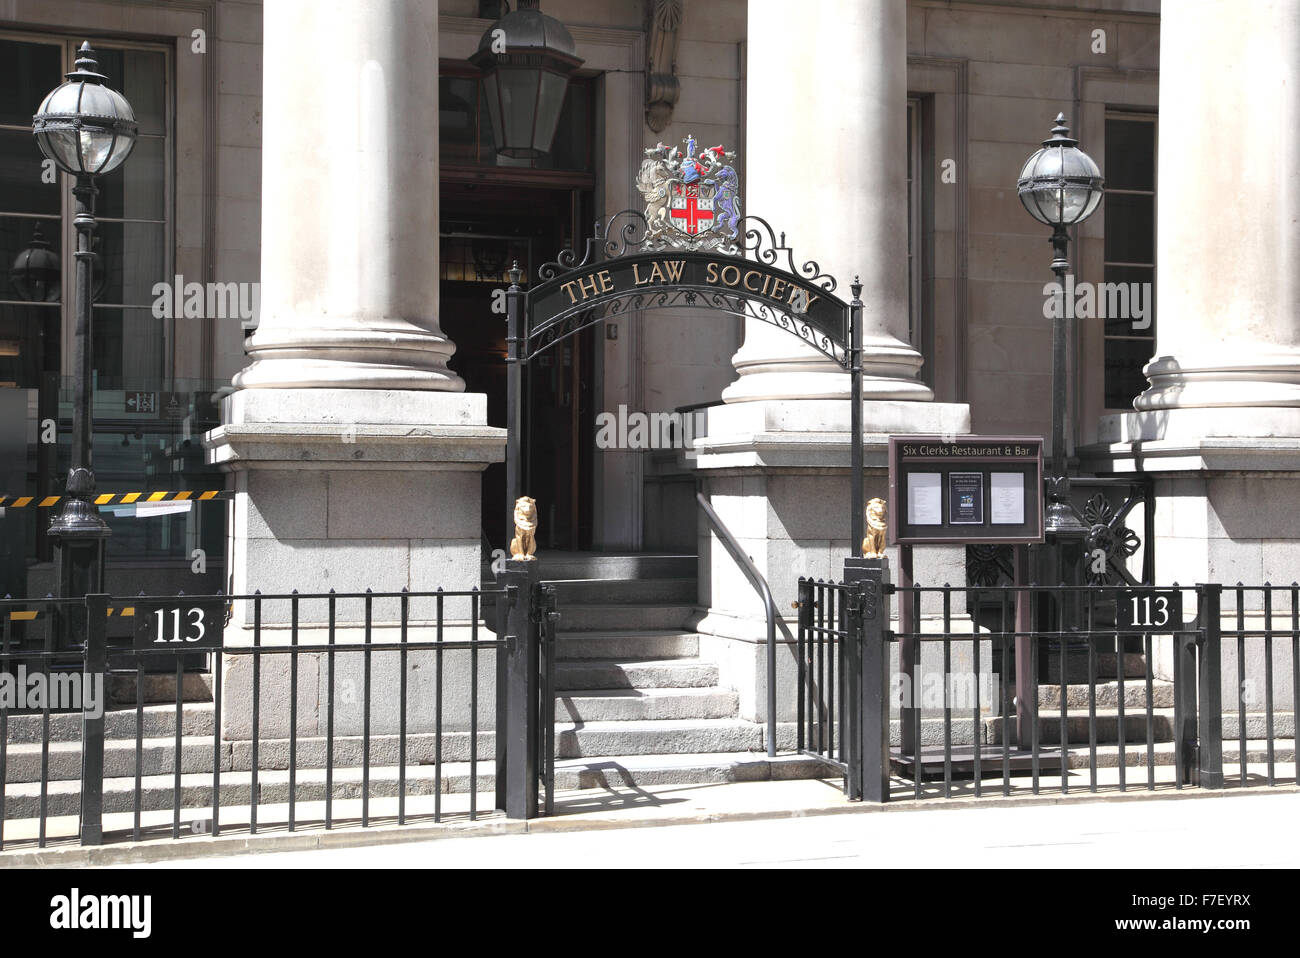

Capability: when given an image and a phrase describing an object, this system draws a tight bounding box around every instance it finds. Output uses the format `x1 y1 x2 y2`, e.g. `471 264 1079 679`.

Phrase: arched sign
527 248 849 367
504 210 867 553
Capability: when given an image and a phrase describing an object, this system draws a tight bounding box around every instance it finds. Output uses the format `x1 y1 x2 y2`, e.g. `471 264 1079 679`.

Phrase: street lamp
32 41 137 598
1017 113 1103 539
470 0 584 159
9 224 61 302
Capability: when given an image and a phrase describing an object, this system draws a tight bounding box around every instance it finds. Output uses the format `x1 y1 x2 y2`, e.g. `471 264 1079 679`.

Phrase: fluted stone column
1129 0 1300 421
235 0 460 390
205 1 504 741
722 0 931 402
1087 0 1300 705
692 0 969 729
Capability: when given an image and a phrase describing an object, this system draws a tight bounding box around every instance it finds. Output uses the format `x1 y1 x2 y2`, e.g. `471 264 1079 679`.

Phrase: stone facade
7 0 1298 729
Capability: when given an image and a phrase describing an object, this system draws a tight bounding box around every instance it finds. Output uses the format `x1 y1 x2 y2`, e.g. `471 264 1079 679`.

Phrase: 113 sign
1118 589 1183 631
133 601 223 651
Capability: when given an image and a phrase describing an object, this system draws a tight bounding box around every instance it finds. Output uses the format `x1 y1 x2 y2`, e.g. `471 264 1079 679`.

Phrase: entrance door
440 182 595 551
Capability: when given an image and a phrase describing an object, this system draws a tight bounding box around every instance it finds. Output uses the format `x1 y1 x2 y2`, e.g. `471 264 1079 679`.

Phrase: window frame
0 29 175 388
1101 109 1158 413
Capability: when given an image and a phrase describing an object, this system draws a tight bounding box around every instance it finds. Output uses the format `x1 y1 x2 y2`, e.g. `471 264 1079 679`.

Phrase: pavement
1 763 1298 868
118 788 1300 868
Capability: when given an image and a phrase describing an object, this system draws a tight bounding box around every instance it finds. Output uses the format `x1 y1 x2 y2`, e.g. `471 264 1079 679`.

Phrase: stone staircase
540 552 822 788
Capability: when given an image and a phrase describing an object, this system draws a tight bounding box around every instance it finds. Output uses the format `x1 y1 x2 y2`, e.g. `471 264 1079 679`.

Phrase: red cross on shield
669 182 715 235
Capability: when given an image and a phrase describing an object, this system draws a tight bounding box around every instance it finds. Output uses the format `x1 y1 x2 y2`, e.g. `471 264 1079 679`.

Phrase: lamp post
1017 113 1104 542
32 42 137 599
470 0 584 159
10 225 63 561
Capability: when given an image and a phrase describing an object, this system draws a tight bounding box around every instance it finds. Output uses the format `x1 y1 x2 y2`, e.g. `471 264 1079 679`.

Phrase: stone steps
546 577 696 605
0 752 823 820
1044 651 1149 682
2 703 217 745
539 553 696 581
553 603 696 632
984 709 1178 745
555 658 719 690
3 717 786 782
556 630 697 660
554 687 739 722
1036 680 1175 709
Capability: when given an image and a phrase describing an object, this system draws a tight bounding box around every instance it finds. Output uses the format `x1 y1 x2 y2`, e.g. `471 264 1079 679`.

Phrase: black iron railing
1220 583 1300 788
795 578 858 793
800 560 1297 803
0 565 556 850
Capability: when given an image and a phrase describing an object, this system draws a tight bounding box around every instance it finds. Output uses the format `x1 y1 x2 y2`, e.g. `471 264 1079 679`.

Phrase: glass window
0 38 64 395
1103 114 1157 410
0 35 170 390
0 33 179 578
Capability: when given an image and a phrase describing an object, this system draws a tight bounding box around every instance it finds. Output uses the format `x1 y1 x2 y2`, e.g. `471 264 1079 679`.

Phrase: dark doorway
440 181 596 552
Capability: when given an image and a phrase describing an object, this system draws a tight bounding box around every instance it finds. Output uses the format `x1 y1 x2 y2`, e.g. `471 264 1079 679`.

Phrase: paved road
127 791 1300 868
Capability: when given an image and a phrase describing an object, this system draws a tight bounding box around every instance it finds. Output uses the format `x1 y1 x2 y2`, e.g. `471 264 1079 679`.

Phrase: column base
1136 350 1300 411
203 388 505 741
233 326 465 392
722 324 933 402
689 396 971 723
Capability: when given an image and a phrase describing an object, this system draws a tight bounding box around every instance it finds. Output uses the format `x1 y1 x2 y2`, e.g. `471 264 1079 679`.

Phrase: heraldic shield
636 133 742 252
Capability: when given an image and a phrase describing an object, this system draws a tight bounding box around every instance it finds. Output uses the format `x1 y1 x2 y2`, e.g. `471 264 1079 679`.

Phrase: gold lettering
769 278 787 301
742 270 762 292
721 265 741 286
598 269 614 293
761 273 773 297
649 262 666 283
706 262 720 284
634 263 651 286
561 281 580 304
661 260 686 283
576 274 600 300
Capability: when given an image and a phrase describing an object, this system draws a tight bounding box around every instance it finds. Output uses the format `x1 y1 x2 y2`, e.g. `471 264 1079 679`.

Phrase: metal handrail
696 491 778 757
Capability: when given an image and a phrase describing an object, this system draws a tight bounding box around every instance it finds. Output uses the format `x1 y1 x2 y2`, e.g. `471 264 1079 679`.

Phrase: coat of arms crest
636 134 742 252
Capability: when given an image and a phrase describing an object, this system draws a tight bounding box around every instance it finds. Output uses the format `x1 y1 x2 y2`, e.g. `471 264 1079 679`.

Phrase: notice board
887 436 1044 545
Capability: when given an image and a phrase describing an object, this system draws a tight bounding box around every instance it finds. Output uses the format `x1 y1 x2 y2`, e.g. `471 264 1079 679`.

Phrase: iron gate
797 561 1297 802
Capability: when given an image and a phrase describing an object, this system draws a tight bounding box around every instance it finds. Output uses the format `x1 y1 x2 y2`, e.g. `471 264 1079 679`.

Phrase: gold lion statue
862 497 887 558
510 496 538 560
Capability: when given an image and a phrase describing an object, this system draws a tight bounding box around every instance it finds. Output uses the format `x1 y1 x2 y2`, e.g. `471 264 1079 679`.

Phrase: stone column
1088 0 1300 707
691 0 970 731
1131 0 1300 418
205 1 505 742
722 0 931 402
234 0 460 390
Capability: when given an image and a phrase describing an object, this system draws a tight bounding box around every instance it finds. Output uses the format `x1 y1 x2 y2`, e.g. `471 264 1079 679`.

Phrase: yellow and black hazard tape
0 490 231 509
3 607 136 622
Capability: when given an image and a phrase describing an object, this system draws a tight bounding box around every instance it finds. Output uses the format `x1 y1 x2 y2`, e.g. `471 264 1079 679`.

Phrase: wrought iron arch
527 285 849 367
502 209 869 554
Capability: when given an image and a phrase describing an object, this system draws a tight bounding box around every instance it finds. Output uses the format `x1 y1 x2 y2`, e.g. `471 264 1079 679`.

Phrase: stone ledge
204 423 506 470
220 388 488 426
688 398 971 471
